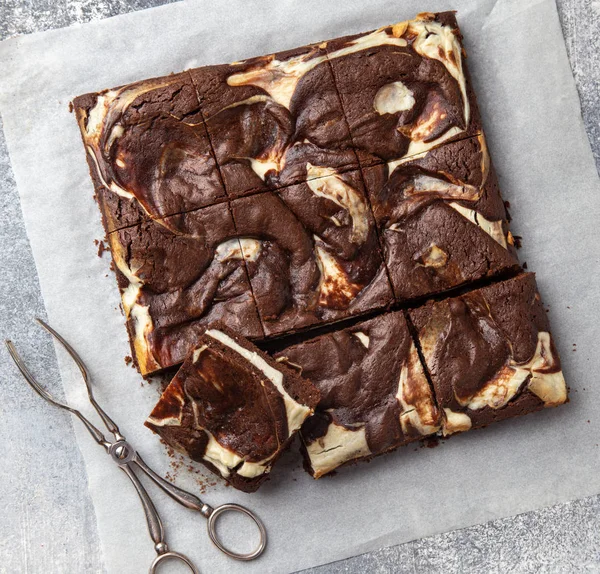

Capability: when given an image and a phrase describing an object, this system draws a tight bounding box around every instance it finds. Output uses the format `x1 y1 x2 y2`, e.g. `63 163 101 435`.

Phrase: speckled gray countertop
1 1 599 572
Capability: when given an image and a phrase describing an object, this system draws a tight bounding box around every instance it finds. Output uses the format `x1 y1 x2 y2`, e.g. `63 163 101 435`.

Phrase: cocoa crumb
97 240 108 258
422 436 439 449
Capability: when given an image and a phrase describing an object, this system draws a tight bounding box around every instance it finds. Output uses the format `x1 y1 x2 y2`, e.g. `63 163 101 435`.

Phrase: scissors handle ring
207 503 267 561
149 550 199 574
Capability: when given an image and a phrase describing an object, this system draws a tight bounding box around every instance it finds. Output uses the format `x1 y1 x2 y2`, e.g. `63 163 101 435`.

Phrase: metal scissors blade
5 320 267 569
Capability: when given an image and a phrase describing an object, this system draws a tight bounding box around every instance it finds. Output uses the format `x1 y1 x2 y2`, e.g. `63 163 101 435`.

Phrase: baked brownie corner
145 325 319 491
409 273 567 436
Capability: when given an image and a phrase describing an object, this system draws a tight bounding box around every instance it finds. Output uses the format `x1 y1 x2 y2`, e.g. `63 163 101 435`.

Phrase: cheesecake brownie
230 171 394 336
189 43 358 198
73 72 225 233
362 135 519 302
325 11 482 168
107 204 263 375
409 273 567 435
145 326 320 491
275 311 440 477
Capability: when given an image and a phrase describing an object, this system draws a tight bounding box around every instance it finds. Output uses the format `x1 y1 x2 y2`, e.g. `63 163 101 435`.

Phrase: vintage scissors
6 319 267 573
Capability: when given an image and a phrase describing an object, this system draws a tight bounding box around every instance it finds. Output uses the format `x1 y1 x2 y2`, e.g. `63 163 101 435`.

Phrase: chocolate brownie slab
107 205 263 375
409 273 567 435
275 311 440 478
190 44 358 198
230 171 394 336
363 135 519 302
325 11 482 168
146 326 319 491
73 72 225 232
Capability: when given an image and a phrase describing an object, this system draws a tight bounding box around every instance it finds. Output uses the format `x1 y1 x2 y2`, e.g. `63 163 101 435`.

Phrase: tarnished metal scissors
5 319 267 573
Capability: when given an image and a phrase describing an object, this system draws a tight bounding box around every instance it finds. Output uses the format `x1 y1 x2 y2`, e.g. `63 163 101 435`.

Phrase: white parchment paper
1 0 599 572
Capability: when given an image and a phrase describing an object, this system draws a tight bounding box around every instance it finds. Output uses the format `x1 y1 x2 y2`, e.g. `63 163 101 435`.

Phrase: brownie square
189 44 358 198
363 134 520 302
73 72 226 233
107 204 263 375
326 11 482 168
275 311 440 477
230 171 394 336
409 273 568 436
145 325 320 491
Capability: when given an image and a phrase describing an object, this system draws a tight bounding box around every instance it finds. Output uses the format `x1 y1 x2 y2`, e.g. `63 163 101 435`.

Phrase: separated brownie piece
409 273 567 435
230 170 394 336
363 135 519 302
190 44 358 198
73 72 225 232
325 11 482 168
275 311 440 478
146 326 320 492
107 204 263 375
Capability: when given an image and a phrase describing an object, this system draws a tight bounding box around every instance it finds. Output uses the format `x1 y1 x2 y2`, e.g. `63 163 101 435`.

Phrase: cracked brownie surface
146 325 319 491
275 311 440 478
72 10 568 488
409 273 567 435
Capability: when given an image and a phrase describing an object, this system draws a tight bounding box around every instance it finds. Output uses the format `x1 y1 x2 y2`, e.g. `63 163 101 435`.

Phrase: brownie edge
145 324 319 491
409 273 567 435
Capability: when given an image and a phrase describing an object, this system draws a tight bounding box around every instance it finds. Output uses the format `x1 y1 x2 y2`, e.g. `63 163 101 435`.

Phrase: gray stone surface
0 1 598 573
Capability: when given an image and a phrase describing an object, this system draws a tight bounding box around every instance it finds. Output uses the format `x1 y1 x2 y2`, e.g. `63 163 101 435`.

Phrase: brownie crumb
522 262 528 269
97 241 108 258
422 436 440 449
513 235 523 249
68 101 74 113
124 355 133 365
